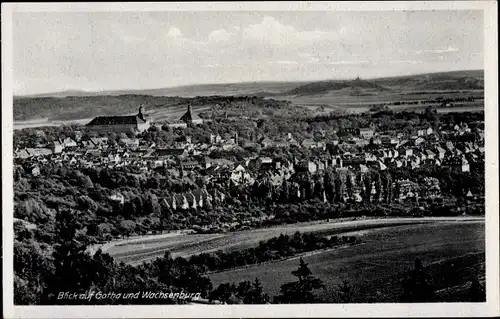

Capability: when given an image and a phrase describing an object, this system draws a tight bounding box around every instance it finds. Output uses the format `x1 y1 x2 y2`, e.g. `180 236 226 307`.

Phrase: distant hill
17 81 309 99
14 70 484 122
13 95 189 122
277 70 483 97
373 70 484 91
17 70 483 100
283 77 391 96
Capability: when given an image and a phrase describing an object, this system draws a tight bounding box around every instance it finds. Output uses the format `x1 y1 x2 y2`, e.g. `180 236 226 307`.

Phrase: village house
17 148 53 159
301 139 325 149
203 157 235 169
163 189 216 211
371 137 382 145
152 148 188 159
30 165 41 177
359 128 375 140
60 137 78 148
120 137 140 148
164 120 188 129
259 137 273 148
180 159 201 170
271 138 294 148
436 146 446 160
380 135 399 146
337 128 359 137
109 193 125 205
414 137 426 146
51 141 64 154
461 157 470 172
90 137 109 149
230 165 253 185
425 149 436 160
307 161 318 174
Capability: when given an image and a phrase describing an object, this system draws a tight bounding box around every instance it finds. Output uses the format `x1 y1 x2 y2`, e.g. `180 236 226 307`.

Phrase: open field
13 104 211 130
284 90 483 104
104 217 483 266
208 220 484 302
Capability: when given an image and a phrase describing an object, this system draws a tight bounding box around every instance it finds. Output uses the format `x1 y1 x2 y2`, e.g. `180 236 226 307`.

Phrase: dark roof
155 148 186 157
87 115 147 126
180 105 193 123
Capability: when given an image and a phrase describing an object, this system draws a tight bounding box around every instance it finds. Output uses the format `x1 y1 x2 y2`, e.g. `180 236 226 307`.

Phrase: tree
468 276 485 302
118 220 136 238
42 207 100 304
209 283 238 304
274 257 325 303
400 258 435 302
337 280 354 303
242 278 270 304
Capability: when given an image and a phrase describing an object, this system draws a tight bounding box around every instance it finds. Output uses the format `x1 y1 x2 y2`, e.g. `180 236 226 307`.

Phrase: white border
2 2 499 318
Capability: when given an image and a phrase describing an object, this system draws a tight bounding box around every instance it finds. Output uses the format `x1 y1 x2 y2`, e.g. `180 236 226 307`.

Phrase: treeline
186 232 361 274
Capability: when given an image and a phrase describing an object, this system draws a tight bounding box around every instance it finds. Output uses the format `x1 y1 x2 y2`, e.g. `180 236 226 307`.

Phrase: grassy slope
104 217 483 266
208 221 485 302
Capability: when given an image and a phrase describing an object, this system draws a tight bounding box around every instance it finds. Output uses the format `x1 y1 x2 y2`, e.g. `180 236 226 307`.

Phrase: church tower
180 104 193 127
138 104 146 121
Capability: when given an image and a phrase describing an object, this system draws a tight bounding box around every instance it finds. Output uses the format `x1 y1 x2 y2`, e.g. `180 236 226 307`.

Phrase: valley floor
208 219 485 302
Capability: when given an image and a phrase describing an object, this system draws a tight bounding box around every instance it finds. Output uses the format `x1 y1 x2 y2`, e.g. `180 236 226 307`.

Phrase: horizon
15 68 484 98
13 11 484 96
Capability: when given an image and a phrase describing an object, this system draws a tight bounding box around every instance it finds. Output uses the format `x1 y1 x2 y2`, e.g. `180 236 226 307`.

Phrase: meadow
104 217 483 266
208 220 485 302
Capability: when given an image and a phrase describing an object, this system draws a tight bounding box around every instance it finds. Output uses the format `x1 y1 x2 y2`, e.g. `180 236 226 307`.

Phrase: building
210 134 223 144
301 139 325 149
359 128 375 140
259 137 273 148
86 105 150 133
109 193 125 205
180 104 203 127
164 120 188 129
180 160 201 170
51 141 64 154
120 138 140 148
60 137 77 148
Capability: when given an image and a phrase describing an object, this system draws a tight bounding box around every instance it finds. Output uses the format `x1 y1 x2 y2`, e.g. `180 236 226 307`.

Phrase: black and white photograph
2 2 499 318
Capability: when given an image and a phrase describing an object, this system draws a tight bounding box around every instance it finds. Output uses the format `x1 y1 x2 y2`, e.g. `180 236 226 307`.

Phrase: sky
13 10 484 95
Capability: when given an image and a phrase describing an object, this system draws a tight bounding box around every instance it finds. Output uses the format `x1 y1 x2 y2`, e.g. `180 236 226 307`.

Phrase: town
14 101 485 237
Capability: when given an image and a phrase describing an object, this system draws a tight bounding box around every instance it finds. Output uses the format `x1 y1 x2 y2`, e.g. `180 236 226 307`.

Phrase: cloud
270 60 299 65
167 27 183 38
242 16 333 46
329 60 370 65
202 64 222 68
414 46 459 54
208 29 233 43
390 60 423 64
